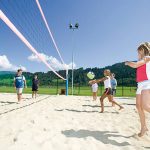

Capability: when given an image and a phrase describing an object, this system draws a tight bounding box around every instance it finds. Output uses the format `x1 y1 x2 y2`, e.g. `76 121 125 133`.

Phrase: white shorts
16 88 23 94
92 87 98 92
136 80 150 95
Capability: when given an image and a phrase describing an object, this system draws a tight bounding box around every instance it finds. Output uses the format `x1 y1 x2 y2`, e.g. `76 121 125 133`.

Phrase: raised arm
125 59 148 68
96 77 108 83
89 77 108 85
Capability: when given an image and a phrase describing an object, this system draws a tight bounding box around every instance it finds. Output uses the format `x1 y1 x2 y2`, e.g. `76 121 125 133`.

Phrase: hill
0 62 136 87
0 71 15 75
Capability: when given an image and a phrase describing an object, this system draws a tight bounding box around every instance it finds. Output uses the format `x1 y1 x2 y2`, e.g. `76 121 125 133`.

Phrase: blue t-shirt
14 75 25 88
111 78 117 89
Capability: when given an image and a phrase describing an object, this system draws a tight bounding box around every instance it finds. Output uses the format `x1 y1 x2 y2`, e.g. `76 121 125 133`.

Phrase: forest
0 62 136 87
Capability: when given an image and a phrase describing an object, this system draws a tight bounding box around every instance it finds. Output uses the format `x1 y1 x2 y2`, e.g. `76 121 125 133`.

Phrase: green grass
0 86 136 97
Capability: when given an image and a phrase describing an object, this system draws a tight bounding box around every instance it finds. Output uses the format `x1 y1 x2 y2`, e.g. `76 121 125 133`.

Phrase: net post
66 69 68 96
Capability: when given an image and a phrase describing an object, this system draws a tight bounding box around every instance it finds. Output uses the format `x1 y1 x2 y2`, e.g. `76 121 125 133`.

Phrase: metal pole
66 69 68 96
72 51 74 95
69 23 79 95
122 77 124 96
57 78 58 94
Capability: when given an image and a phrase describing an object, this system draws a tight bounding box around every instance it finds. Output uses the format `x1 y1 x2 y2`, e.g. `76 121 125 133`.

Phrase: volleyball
87 71 95 79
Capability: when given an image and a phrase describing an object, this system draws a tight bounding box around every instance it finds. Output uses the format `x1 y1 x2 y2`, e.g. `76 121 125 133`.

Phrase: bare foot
100 111 104 113
119 106 124 110
138 127 148 137
17 101 21 104
112 102 115 107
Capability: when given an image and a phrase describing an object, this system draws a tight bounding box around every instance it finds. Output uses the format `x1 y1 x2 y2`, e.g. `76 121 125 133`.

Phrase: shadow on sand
0 97 38 107
55 109 119 114
55 109 99 113
122 103 135 106
0 96 50 116
143 147 150 149
82 104 112 108
62 129 131 147
0 101 18 107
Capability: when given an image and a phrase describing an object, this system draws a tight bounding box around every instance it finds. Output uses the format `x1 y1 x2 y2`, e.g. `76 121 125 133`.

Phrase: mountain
0 71 15 75
0 62 136 86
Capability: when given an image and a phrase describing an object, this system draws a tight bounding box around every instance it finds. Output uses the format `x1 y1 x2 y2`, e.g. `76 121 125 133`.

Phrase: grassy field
0 86 136 97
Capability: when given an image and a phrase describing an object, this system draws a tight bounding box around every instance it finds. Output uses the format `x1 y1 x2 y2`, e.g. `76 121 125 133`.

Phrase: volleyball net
0 0 69 94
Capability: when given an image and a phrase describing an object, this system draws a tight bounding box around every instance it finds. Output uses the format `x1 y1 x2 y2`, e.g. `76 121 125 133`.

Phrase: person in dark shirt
32 75 39 99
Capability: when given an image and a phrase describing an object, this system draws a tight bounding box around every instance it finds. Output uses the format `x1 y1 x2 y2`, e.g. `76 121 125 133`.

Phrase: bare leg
18 93 22 102
111 90 115 107
93 92 97 100
141 90 150 112
32 92 34 98
17 94 19 102
136 94 148 137
112 102 115 107
100 94 107 113
111 95 115 107
95 91 97 100
92 92 95 100
108 95 123 110
35 91 37 99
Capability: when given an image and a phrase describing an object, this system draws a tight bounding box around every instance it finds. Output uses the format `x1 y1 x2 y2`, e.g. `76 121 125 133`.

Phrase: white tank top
104 76 111 89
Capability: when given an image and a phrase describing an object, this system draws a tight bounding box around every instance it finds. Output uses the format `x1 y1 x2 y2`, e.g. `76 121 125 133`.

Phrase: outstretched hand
144 57 150 63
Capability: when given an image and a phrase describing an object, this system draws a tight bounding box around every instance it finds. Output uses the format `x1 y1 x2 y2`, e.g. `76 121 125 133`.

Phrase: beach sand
0 93 150 150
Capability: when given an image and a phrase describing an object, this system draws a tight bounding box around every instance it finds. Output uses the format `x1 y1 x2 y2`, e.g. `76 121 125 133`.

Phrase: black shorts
32 86 38 91
111 89 116 96
104 88 112 95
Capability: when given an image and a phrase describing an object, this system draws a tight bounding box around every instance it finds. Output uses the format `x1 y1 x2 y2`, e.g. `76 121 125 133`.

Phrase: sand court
0 93 150 150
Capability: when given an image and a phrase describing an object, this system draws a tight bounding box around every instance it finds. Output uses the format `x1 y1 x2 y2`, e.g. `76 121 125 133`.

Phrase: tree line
0 62 136 87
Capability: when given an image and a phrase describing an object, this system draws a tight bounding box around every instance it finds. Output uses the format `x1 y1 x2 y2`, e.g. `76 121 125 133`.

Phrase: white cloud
0 55 27 71
28 53 76 70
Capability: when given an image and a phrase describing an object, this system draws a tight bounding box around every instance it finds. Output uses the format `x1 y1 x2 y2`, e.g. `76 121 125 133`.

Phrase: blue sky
0 0 150 73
